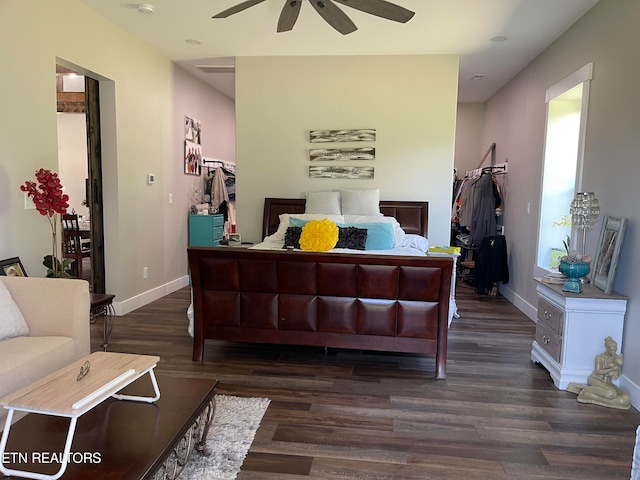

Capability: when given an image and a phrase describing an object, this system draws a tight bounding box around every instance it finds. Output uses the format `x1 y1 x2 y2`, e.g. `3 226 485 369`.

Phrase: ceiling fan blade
212 0 267 19
309 1 357 35
277 0 303 32
333 0 415 23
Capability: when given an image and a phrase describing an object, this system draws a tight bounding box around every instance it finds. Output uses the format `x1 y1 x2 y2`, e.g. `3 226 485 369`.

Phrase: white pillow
398 234 429 252
342 215 406 247
305 191 341 215
0 279 29 341
340 189 380 215
265 213 345 242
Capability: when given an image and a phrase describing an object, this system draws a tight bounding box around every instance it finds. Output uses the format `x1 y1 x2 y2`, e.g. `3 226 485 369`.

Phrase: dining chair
62 214 91 279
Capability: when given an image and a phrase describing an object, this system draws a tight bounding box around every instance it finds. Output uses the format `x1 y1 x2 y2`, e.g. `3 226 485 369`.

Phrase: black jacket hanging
475 235 509 294
470 174 498 248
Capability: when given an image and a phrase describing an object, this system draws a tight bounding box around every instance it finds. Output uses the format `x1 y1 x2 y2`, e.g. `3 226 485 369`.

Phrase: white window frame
534 63 593 278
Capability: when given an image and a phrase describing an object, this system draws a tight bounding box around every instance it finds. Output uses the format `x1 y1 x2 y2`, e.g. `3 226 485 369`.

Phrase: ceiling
77 0 600 102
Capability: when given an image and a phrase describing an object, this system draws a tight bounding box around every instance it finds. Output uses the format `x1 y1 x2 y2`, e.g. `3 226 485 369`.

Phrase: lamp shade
570 192 599 230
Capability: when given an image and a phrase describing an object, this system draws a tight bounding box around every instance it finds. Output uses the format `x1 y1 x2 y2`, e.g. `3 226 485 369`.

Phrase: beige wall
454 103 486 176
0 0 235 313
482 0 640 405
57 113 90 218
235 55 459 246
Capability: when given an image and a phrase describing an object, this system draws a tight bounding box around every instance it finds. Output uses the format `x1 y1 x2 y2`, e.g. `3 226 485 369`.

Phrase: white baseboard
499 284 537 322
112 275 190 316
619 374 640 411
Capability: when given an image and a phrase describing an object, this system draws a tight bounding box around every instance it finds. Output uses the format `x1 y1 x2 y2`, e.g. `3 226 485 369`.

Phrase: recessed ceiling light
138 3 155 14
185 39 202 45
490 36 508 42
472 74 485 81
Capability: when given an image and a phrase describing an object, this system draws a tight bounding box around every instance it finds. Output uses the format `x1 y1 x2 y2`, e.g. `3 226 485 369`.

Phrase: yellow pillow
299 219 338 252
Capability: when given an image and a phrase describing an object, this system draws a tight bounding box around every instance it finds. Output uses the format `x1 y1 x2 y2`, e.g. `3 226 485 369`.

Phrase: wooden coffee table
0 354 217 480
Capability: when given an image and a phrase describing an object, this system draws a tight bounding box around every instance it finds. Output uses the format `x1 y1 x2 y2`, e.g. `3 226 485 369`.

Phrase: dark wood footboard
188 247 452 379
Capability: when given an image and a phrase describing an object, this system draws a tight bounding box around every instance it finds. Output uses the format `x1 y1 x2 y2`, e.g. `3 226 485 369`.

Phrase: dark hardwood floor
90 280 640 479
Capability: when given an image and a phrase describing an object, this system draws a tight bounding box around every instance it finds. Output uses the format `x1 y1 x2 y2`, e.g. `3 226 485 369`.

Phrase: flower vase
558 260 591 293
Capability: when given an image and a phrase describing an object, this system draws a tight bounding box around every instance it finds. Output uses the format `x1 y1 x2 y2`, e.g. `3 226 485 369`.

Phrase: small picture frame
591 216 627 294
0 257 27 277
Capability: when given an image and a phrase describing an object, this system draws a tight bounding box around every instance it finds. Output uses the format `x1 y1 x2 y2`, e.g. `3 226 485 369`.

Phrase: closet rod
465 161 508 179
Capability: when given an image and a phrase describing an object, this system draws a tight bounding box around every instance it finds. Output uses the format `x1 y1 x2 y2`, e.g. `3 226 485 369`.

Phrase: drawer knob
543 310 552 320
541 335 550 345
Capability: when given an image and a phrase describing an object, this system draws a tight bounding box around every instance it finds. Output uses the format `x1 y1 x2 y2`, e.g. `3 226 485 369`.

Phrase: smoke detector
138 3 155 14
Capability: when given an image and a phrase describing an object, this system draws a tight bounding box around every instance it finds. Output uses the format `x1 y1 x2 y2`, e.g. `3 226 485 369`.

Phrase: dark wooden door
85 77 106 294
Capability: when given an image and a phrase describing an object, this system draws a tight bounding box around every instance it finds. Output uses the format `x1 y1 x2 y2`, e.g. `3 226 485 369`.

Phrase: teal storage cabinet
189 214 224 247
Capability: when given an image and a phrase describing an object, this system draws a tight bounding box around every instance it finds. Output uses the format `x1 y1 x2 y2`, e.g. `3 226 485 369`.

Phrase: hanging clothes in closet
470 172 499 248
453 169 503 247
211 167 230 238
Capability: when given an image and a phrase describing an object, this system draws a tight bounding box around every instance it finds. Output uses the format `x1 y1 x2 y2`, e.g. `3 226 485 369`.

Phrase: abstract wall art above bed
309 148 375 161
309 129 376 143
309 166 374 180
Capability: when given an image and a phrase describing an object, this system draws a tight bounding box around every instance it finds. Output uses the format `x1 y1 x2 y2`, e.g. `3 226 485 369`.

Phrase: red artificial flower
20 168 69 217
19 169 72 277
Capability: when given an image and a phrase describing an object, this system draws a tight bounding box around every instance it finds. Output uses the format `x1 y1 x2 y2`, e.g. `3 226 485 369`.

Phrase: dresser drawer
212 226 224 241
211 215 224 227
537 297 563 336
535 321 562 363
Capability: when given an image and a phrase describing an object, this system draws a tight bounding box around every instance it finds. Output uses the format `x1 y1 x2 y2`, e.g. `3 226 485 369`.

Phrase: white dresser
531 279 627 390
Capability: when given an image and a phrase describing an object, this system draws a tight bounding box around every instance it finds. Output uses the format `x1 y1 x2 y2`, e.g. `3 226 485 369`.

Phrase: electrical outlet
526 202 531 215
168 193 173 204
143 267 148 279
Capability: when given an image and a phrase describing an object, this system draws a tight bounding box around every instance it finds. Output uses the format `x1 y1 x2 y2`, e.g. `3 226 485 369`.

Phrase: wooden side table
90 293 116 351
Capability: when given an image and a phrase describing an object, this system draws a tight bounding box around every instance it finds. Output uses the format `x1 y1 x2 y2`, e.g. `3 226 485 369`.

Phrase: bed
188 198 453 379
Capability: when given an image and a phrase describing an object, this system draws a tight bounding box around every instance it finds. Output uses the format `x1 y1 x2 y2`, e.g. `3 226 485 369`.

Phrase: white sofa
0 276 90 429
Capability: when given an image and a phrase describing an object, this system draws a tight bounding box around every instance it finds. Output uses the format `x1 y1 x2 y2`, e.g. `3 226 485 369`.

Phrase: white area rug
181 395 270 480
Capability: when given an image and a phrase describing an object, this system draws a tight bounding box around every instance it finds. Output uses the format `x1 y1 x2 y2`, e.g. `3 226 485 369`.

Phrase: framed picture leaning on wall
0 257 27 277
591 216 627 294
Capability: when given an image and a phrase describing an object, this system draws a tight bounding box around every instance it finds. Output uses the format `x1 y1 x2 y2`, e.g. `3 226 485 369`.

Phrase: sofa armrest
2 277 90 348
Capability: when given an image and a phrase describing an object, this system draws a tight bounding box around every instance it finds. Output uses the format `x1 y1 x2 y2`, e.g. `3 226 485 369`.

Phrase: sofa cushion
0 278 29 341
0 336 79 431
0 336 77 405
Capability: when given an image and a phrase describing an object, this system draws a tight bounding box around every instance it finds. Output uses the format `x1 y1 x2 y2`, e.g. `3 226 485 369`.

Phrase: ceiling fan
212 0 415 35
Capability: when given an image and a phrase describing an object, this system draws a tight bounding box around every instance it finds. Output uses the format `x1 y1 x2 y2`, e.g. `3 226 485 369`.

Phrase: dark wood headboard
262 198 429 239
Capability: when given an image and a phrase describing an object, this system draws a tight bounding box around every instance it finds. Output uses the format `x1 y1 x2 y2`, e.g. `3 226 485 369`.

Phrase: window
535 64 593 276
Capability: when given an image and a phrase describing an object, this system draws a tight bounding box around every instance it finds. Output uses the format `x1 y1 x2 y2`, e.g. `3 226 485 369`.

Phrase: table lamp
570 192 600 256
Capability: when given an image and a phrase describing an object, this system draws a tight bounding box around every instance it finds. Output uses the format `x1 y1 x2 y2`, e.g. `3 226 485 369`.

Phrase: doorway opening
56 64 106 293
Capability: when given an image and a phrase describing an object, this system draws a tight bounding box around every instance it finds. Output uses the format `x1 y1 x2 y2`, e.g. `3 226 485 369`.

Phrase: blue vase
558 260 591 293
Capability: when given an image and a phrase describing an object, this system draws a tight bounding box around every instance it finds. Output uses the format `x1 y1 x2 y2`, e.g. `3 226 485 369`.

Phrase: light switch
24 193 36 210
